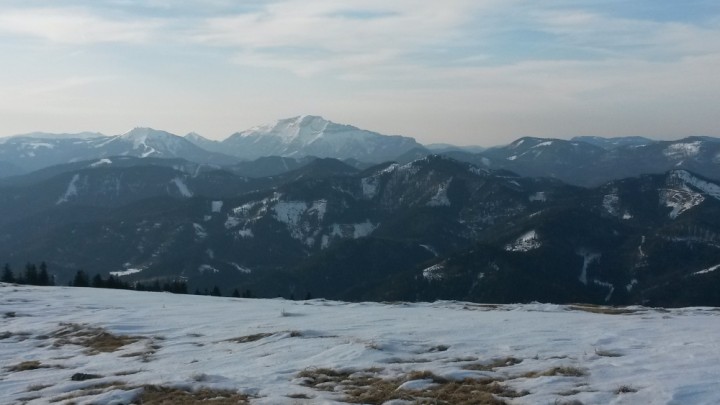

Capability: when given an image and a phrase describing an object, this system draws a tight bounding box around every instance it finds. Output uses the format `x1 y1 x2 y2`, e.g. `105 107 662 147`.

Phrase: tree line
2 262 188 295
2 262 54 286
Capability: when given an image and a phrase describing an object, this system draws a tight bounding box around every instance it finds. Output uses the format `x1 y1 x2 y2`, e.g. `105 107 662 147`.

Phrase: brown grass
463 357 523 371
522 366 588 378
6 360 46 372
51 323 140 354
595 349 623 357
138 385 250 404
26 384 53 392
568 305 638 315
225 332 273 343
297 367 525 405
616 385 637 394
49 382 127 403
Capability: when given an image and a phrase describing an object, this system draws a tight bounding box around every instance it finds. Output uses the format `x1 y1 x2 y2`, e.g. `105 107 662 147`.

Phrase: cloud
0 7 163 44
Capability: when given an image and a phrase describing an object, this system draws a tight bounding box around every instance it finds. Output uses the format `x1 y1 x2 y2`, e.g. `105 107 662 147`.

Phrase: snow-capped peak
238 115 334 142
116 127 187 157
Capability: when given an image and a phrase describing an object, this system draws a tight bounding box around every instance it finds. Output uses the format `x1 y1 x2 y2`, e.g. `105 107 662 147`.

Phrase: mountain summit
221 115 424 162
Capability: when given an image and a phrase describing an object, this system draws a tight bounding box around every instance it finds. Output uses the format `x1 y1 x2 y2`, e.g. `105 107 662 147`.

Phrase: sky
0 1 719 146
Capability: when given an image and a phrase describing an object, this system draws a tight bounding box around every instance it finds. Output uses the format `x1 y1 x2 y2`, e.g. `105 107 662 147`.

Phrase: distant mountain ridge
1 153 719 306
218 115 424 162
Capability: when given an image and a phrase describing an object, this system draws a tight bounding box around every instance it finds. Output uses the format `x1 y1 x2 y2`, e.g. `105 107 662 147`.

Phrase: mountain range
1 116 719 306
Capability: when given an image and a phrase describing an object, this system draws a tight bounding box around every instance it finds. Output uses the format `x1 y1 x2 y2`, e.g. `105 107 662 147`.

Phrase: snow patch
664 141 702 159
577 250 601 285
660 187 704 219
237 228 254 238
422 263 445 281
673 170 720 201
224 216 241 229
529 192 546 202
193 223 207 239
56 174 81 204
211 201 223 213
420 244 439 257
89 158 112 167
198 265 219 274
694 264 720 276
593 279 615 302
171 177 193 197
353 221 378 238
427 178 452 207
361 176 379 199
109 268 143 277
505 230 541 252
602 193 620 216
230 262 252 274
626 279 638 292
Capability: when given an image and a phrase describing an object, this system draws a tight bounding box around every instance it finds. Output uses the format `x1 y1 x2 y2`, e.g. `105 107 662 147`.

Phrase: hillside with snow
2 284 719 404
221 116 424 162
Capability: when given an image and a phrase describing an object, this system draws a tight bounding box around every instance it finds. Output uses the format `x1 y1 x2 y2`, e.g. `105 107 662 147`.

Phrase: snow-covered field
2 284 720 405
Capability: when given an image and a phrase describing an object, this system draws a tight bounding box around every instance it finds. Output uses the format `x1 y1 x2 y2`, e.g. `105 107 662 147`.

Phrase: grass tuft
51 323 140 354
568 305 638 315
523 366 588 378
463 357 523 371
226 332 273 343
138 385 250 404
6 360 46 372
616 385 638 394
298 367 525 404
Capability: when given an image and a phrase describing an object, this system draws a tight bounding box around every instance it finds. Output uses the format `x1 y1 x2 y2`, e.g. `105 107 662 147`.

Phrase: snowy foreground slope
2 284 720 405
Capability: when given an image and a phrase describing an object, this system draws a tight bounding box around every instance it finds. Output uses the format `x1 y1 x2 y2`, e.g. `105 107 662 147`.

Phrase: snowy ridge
3 284 720 405
673 170 720 201
660 171 717 218
223 116 422 162
664 141 702 159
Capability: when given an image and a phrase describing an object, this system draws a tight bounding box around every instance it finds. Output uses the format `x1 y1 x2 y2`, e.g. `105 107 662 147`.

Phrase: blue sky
0 0 718 145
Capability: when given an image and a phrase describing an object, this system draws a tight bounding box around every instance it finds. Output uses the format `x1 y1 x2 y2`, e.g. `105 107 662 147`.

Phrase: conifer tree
24 263 38 285
38 262 49 286
1 263 14 283
72 270 89 287
232 288 241 298
211 285 221 296
91 274 105 288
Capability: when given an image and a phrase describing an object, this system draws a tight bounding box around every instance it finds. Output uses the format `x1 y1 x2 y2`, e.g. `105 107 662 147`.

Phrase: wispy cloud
0 7 163 44
0 1 719 142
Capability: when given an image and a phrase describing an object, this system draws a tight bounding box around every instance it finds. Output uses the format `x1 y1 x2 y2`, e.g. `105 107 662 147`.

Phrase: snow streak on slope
56 174 81 204
171 177 193 197
2 284 720 404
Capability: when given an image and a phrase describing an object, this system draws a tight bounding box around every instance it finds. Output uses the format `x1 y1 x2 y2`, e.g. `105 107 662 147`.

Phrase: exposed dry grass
297 367 524 405
51 323 140 354
522 366 588 378
616 385 638 394
595 348 623 357
26 384 53 392
225 332 273 343
568 305 638 315
463 357 523 371
138 385 250 404
119 339 161 362
49 382 128 403
6 360 47 372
